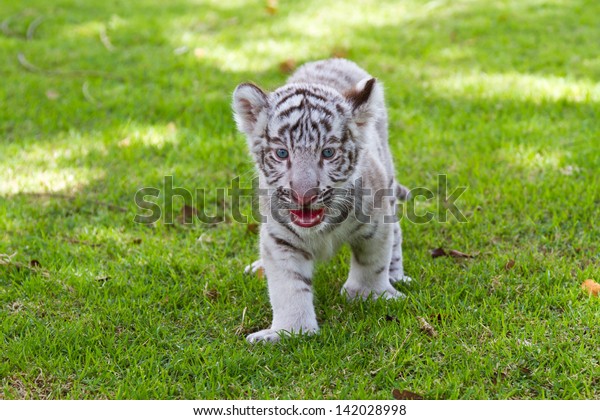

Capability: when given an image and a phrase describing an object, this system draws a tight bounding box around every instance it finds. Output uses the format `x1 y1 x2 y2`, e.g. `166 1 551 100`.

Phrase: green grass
1 0 599 399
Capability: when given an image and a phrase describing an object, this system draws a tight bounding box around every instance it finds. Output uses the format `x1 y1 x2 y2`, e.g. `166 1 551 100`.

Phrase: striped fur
233 58 411 343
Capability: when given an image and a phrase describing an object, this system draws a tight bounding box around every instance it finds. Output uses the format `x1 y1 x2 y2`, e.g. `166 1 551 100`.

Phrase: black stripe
269 172 284 183
275 89 330 108
270 233 312 260
277 123 290 138
361 222 379 240
278 104 305 119
275 91 303 108
279 221 302 240
328 175 348 183
319 118 332 132
293 272 312 286
375 266 387 275
306 102 334 118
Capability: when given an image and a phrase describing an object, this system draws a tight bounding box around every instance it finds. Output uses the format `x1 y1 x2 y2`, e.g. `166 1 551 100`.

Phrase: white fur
234 59 411 343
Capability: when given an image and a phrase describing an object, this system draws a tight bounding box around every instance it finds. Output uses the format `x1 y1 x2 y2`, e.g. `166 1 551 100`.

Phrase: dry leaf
279 58 296 74
256 267 265 279
581 279 600 296
431 247 475 259
246 223 259 235
204 288 220 301
430 247 447 258
519 366 532 375
505 259 515 270
448 249 475 258
392 389 424 400
417 316 438 338
331 46 348 58
266 0 278 15
1 254 49 277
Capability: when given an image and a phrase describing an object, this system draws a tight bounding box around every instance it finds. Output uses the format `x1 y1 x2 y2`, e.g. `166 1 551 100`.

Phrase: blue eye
322 148 335 159
275 148 289 159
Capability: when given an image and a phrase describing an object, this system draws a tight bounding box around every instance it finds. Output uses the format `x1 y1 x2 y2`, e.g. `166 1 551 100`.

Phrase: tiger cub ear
232 83 269 135
345 77 377 126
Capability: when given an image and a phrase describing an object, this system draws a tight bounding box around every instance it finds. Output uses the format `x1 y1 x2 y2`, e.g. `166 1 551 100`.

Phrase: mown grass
1 0 599 399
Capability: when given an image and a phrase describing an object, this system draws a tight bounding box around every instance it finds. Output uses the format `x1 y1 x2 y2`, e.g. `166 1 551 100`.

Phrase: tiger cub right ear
232 83 269 135
344 77 377 127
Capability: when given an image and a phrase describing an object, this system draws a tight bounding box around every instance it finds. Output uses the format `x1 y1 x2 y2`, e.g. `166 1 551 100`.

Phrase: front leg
247 227 318 343
342 222 404 300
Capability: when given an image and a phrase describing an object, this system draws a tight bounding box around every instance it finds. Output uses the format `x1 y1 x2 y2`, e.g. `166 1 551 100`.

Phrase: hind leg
389 222 412 284
342 222 404 300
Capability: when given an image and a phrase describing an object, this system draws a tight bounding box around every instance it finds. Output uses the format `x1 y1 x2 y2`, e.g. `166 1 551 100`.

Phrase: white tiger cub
233 58 411 343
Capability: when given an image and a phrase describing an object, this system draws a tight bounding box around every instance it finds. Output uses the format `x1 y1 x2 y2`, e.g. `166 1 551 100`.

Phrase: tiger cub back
233 58 411 343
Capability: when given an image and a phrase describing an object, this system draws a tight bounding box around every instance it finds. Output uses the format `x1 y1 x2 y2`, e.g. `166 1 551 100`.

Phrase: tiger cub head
233 78 378 229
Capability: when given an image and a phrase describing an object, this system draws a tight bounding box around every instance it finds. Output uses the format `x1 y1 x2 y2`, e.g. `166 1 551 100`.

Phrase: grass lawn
1 0 599 399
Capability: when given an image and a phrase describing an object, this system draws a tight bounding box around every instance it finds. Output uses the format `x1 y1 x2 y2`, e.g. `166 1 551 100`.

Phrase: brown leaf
430 247 447 258
266 0 278 15
581 279 600 297
246 223 259 235
177 204 198 224
392 389 424 400
519 366 532 375
448 249 475 258
417 316 438 338
204 288 220 301
431 247 476 259
0 254 49 277
256 267 265 279
505 259 515 270
279 58 296 74
331 46 348 58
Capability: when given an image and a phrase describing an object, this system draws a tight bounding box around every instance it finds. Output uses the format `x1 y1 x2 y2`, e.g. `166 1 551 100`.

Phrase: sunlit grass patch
432 71 600 103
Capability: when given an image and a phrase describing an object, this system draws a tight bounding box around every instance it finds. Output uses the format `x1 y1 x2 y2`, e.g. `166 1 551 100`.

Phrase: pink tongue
290 208 324 227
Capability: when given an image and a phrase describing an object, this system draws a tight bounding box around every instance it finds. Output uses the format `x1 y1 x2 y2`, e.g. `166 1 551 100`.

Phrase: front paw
247 329 284 343
390 275 413 285
247 326 318 343
341 284 405 300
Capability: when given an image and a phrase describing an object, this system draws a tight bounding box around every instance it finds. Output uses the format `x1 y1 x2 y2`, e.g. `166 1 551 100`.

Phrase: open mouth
290 207 325 228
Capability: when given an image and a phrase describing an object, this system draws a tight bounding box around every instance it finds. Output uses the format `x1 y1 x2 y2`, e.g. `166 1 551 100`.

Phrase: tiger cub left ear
345 77 377 126
232 83 269 135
